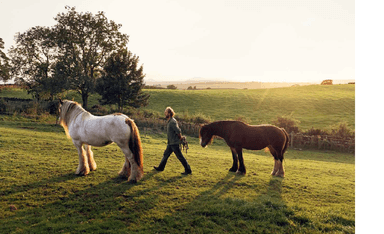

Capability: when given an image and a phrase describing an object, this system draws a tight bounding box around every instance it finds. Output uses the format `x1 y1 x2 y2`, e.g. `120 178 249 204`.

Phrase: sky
1 0 355 83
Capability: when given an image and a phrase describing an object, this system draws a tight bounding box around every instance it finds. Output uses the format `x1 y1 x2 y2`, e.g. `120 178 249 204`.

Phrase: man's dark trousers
157 144 191 172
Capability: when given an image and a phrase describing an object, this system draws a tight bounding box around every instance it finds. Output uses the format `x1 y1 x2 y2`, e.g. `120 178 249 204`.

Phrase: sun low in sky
1 0 354 83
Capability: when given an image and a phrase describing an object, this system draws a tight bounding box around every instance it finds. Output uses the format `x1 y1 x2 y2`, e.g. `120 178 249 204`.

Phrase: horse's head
57 100 84 138
57 99 73 124
58 100 81 121
199 124 214 148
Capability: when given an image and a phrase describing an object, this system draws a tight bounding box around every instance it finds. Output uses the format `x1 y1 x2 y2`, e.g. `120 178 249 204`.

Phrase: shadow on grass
142 174 310 233
0 170 183 233
245 147 355 165
0 173 78 197
1 168 355 233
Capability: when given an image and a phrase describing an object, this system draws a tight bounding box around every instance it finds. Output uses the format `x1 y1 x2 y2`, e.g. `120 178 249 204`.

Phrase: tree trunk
82 92 89 110
118 95 122 112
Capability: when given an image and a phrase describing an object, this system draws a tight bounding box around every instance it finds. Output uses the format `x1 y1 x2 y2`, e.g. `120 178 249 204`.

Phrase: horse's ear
59 98 63 105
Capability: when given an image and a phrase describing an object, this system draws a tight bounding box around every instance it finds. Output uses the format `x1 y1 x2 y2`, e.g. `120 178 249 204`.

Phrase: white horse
58 100 143 183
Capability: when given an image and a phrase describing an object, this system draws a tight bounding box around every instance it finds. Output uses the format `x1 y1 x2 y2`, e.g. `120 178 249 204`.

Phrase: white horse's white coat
59 100 143 182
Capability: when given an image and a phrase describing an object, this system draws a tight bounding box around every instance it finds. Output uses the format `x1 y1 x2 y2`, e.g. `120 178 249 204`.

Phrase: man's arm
171 120 185 141
170 120 181 136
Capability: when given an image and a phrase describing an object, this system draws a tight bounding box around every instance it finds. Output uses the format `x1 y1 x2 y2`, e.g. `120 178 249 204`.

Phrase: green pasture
0 88 33 99
142 85 355 130
0 117 355 233
0 84 355 131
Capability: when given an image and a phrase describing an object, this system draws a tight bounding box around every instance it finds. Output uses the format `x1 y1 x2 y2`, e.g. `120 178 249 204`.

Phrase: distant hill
144 79 355 90
1 82 355 131
142 84 355 130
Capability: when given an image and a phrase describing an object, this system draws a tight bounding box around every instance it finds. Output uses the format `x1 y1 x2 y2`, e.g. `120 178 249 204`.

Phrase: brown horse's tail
281 128 290 156
125 118 144 175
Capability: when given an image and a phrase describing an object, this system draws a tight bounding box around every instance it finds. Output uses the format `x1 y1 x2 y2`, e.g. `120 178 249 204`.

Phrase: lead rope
180 136 189 154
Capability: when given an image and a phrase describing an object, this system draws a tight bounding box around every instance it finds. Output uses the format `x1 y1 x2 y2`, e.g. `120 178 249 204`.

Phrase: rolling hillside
0 84 355 130
142 84 355 130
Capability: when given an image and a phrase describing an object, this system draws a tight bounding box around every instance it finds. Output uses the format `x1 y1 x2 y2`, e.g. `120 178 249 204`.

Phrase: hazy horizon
1 0 354 83
144 77 355 84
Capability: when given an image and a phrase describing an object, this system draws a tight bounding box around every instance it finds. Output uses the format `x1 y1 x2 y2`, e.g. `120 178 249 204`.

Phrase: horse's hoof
229 168 237 172
75 171 88 176
76 166 90 176
128 179 137 184
274 174 285 178
118 173 128 179
236 170 246 175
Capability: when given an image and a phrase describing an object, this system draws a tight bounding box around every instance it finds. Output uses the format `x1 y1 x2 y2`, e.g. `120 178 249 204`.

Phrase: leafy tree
54 6 129 109
96 49 149 112
8 27 66 100
167 84 177 90
0 38 11 83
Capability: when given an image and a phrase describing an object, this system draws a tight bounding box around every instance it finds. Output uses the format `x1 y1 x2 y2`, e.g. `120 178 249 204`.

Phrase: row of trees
0 38 11 82
0 6 149 111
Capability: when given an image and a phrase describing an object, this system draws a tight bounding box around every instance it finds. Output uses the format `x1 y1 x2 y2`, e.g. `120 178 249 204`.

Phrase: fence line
289 132 355 153
134 118 201 137
1 104 355 153
134 118 355 153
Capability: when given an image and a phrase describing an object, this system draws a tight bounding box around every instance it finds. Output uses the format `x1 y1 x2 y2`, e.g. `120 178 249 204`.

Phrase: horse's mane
200 121 248 143
59 100 88 138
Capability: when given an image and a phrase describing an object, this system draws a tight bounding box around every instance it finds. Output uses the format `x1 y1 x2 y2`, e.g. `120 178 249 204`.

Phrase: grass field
0 84 355 131
0 116 355 233
142 85 355 130
0 85 355 232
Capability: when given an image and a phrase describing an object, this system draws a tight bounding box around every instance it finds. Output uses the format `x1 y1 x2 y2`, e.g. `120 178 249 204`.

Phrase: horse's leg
118 144 141 183
276 137 288 178
271 159 279 176
236 148 246 175
275 159 285 177
275 149 285 177
268 146 279 176
118 157 131 179
73 141 90 176
229 148 238 172
85 144 97 171
270 144 285 178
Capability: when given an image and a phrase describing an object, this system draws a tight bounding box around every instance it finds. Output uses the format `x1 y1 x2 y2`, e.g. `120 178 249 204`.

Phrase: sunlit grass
1 118 354 233
1 84 355 130
142 84 355 130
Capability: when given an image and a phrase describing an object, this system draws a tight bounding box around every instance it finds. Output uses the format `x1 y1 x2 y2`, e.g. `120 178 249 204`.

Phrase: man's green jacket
167 117 181 145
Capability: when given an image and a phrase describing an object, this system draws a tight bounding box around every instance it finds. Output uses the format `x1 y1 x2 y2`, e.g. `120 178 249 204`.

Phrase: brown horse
199 121 289 177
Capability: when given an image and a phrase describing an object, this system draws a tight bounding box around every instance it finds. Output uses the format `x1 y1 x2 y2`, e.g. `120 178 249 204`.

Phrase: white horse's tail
125 118 144 175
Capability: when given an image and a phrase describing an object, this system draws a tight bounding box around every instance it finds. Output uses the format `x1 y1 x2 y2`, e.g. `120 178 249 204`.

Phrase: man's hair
165 107 175 117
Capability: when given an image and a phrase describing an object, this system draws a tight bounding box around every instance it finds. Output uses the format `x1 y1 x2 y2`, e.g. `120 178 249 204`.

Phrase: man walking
154 107 192 175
